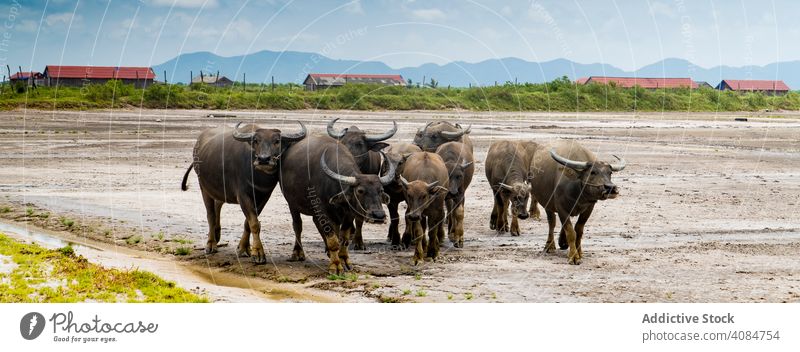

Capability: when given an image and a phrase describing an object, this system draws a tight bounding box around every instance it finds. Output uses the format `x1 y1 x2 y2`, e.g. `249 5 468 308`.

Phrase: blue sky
1 0 798 73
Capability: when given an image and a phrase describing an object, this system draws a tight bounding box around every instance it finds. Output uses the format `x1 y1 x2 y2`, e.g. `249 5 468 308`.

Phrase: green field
0 233 206 303
2 77 798 112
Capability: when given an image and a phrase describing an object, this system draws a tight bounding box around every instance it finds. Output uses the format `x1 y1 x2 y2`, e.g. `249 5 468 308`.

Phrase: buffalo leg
426 208 445 260
497 194 510 233
510 205 521 236
289 208 305 262
544 210 557 253
339 221 354 270
201 190 220 255
238 221 251 257
388 199 402 248
557 211 580 265
574 205 594 260
408 218 425 265
529 191 541 221
558 227 568 250
450 204 465 248
489 193 500 230
313 217 343 275
353 217 366 250
240 197 266 264
401 207 413 249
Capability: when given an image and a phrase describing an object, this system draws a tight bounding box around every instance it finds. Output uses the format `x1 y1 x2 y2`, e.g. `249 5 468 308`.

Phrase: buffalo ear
329 191 348 205
380 192 390 204
369 142 390 152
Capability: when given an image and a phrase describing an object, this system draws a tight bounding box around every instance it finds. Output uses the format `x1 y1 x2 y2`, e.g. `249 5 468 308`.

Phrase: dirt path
1 109 799 302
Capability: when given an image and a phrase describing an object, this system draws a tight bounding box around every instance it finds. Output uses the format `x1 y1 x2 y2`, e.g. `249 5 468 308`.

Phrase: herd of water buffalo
180 119 626 274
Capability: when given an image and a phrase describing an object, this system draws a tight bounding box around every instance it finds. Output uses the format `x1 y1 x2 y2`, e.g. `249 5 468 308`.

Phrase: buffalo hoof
558 236 568 250
489 222 496 230
353 241 366 251
453 240 463 248
568 251 582 265
412 257 424 266
530 211 541 221
237 247 251 258
289 250 305 262
252 255 267 265
328 262 345 275
543 241 556 254
205 246 217 255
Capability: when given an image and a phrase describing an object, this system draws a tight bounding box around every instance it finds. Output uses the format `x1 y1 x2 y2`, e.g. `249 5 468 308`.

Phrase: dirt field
1 109 799 302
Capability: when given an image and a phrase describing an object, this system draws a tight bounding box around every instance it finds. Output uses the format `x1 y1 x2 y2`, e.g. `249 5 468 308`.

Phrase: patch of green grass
447 293 454 300
126 235 142 245
464 292 474 300
370 283 382 289
174 247 191 256
26 207 35 217
379 295 402 303
103 229 112 237
39 212 50 219
326 273 358 282
415 290 427 297
1 206 12 213
402 289 411 296
59 217 74 228
154 232 165 241
172 237 191 244
0 233 206 302
414 273 421 280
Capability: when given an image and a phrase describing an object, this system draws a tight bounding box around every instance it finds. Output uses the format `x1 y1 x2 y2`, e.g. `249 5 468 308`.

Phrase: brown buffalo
518 141 543 220
485 140 531 236
413 121 472 152
399 152 449 264
435 141 474 248
279 135 395 274
180 121 306 263
528 139 626 265
383 142 422 247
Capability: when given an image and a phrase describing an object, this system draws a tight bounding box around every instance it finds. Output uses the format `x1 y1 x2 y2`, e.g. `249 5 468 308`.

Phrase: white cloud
649 2 676 19
500 5 513 17
15 20 38 33
44 13 81 27
345 0 364 15
147 0 218 9
411 8 446 21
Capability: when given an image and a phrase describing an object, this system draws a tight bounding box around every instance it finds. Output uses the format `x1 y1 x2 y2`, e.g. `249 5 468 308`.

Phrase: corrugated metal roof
10 72 42 80
718 79 790 91
305 73 405 86
191 75 232 84
586 76 697 89
576 77 589 85
44 66 156 79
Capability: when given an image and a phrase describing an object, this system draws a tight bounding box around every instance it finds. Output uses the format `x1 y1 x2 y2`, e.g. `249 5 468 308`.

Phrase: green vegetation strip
0 233 206 303
2 77 799 111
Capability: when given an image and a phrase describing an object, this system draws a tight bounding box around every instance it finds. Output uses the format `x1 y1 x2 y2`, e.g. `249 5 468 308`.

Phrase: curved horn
378 151 397 185
320 150 357 186
399 175 411 187
422 121 434 132
461 161 474 169
280 121 307 142
498 183 513 190
364 121 398 142
425 180 440 190
609 155 626 171
549 148 588 171
440 124 471 139
232 122 256 141
326 117 346 139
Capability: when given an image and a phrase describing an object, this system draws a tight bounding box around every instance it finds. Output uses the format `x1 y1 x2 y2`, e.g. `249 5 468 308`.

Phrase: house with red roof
10 72 45 87
303 73 405 91
582 76 697 89
43 65 156 88
715 79 790 96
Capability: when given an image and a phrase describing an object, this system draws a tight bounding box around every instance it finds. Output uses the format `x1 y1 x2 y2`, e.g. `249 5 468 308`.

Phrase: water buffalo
485 140 531 236
399 152 449 264
528 139 626 265
279 135 395 274
384 142 422 247
435 141 474 248
518 141 543 220
327 118 398 250
413 121 472 152
180 121 307 264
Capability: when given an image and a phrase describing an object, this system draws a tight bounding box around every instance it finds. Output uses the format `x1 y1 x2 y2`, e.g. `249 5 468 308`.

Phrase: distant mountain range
153 50 799 89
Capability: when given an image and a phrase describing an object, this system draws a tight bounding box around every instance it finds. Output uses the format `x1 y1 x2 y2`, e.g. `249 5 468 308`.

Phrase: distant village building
10 72 44 86
303 73 405 91
43 66 156 88
575 77 589 85
694 81 712 89
581 76 697 89
191 74 233 87
715 79 790 95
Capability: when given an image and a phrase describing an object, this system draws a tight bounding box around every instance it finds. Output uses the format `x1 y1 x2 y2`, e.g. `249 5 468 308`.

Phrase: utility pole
164 70 168 85
271 76 275 91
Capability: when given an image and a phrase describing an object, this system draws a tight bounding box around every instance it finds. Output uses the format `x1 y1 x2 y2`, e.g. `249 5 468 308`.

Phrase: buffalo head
550 149 626 201
233 121 306 174
446 160 473 197
413 121 471 152
497 182 530 220
320 150 396 224
327 118 397 166
399 176 448 222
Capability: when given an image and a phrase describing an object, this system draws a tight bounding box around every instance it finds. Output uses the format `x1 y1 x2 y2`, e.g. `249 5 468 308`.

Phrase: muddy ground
1 109 799 302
